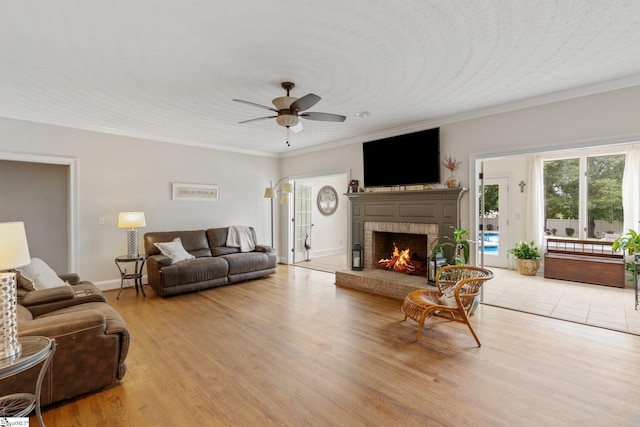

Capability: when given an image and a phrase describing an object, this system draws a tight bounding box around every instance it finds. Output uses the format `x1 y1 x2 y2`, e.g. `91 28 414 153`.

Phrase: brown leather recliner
0 274 130 406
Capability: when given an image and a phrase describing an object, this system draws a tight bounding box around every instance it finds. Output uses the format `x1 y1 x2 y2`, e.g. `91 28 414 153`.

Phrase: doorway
478 176 510 268
289 172 348 266
0 154 77 272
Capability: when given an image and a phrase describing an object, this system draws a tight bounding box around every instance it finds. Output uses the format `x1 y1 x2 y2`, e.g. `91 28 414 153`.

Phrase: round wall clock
317 185 338 216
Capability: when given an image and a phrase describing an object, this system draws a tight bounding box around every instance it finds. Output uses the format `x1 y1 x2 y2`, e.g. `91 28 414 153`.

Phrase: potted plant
508 240 541 275
442 156 462 188
612 229 640 279
431 226 472 265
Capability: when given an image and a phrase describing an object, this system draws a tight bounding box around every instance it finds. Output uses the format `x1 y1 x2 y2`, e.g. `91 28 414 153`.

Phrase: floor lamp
264 178 294 248
0 221 31 359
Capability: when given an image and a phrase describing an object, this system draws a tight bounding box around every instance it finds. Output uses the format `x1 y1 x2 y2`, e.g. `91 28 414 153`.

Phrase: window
544 153 624 239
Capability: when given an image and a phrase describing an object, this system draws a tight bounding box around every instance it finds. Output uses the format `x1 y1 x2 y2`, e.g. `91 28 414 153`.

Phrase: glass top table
0 336 56 427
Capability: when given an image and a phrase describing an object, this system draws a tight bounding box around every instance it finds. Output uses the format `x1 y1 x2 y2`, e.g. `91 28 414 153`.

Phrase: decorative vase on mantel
515 258 540 276
442 156 462 189
445 174 460 188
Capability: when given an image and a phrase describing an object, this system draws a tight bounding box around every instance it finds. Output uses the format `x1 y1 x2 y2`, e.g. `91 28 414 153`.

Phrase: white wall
0 117 279 287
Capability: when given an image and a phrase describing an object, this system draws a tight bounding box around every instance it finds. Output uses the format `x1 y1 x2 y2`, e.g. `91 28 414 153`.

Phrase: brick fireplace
335 188 467 299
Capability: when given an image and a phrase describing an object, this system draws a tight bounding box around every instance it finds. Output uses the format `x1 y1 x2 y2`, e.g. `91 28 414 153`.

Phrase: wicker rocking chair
401 265 494 346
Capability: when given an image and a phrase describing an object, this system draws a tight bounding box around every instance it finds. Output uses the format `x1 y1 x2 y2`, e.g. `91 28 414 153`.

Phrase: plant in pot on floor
508 240 541 276
612 229 640 281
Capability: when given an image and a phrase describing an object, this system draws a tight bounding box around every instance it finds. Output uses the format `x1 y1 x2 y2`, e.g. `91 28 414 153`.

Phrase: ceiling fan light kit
234 81 346 146
276 114 299 128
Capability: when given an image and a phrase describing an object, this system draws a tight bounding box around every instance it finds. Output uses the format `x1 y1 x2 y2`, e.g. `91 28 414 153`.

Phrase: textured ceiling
1 1 639 156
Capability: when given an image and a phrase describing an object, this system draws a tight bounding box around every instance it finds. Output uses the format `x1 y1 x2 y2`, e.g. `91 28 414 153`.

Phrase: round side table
0 336 56 427
115 255 147 299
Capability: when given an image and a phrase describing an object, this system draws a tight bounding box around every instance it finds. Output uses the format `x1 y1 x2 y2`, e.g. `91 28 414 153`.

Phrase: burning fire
378 243 415 273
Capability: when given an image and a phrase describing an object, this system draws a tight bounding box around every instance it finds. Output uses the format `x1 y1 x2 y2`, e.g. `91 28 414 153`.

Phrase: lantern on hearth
429 251 447 284
352 243 363 271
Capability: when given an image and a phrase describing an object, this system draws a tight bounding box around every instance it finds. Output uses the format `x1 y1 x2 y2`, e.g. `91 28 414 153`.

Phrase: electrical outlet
98 217 105 225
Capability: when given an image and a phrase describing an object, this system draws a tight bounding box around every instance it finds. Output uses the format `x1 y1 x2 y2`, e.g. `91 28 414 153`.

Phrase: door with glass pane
478 177 510 268
294 184 313 262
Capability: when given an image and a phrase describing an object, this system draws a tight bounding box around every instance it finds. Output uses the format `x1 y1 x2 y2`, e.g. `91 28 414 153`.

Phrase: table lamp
0 221 31 359
118 212 146 258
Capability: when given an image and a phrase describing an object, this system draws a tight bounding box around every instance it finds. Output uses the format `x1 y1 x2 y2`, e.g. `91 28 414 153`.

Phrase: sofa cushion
154 237 195 263
144 230 211 257
158 257 229 288
210 246 240 256
222 252 273 275
16 258 69 290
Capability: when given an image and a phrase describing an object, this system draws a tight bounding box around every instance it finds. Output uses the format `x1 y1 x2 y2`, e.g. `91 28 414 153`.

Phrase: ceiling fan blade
299 112 347 122
290 121 303 133
290 94 320 112
238 116 277 124
233 99 278 112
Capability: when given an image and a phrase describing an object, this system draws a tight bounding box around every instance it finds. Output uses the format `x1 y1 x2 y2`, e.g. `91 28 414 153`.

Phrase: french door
294 184 313 262
478 176 510 268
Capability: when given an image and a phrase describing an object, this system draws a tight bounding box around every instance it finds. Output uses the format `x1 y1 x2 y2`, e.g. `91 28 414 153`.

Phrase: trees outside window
544 154 624 239
587 155 624 238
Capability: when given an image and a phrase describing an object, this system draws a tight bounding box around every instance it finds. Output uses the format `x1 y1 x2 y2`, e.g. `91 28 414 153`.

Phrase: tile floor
483 267 640 335
294 253 640 335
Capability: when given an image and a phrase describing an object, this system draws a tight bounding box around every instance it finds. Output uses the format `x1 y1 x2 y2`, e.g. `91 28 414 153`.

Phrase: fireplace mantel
346 188 467 266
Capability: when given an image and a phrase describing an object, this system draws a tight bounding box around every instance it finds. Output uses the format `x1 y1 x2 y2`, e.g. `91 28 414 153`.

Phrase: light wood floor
298 253 640 335
37 265 640 426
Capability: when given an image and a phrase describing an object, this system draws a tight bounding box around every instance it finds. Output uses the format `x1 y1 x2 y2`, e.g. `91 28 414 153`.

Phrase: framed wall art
172 183 219 201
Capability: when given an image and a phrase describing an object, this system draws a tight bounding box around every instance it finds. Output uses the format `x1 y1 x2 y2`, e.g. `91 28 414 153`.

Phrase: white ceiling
1 1 640 156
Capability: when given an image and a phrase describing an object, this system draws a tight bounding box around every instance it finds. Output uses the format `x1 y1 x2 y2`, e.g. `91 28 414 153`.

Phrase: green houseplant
431 227 472 265
612 229 640 277
508 240 541 276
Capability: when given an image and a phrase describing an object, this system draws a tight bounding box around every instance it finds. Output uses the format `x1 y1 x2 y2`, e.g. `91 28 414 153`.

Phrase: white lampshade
264 187 276 199
118 212 146 229
0 221 31 270
282 182 294 193
280 193 291 204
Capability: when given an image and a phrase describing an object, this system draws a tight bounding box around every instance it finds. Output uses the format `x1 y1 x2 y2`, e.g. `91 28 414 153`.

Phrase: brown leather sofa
0 274 129 406
144 227 277 297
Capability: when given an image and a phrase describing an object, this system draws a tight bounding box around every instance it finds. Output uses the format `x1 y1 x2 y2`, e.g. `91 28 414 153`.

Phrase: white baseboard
93 276 147 292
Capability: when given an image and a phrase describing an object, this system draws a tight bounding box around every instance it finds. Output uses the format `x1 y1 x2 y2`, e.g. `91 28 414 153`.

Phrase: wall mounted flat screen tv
363 127 440 187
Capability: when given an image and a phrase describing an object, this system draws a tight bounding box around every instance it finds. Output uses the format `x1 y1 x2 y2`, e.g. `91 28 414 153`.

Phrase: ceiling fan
233 82 347 136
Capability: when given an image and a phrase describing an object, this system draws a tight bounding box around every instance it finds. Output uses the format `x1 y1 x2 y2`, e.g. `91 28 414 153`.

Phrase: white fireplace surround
364 221 439 270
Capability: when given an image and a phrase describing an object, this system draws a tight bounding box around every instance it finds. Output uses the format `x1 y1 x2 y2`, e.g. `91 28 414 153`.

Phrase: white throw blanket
226 226 256 252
